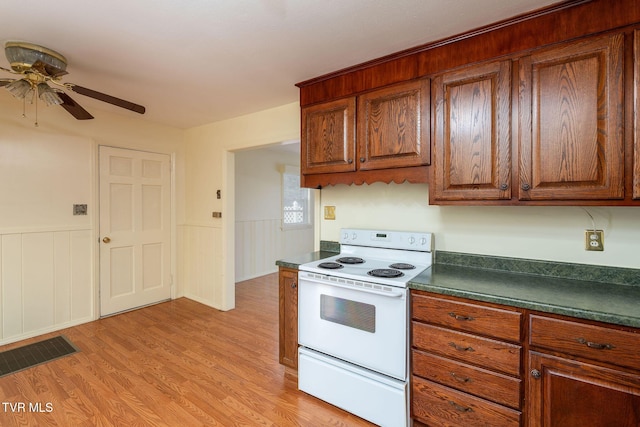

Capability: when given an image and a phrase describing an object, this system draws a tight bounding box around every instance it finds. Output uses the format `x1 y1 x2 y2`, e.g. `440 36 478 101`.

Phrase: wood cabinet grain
301 79 430 187
635 30 640 200
278 267 298 370
301 98 356 175
518 33 624 200
528 351 640 427
432 60 512 201
411 290 523 426
357 78 430 171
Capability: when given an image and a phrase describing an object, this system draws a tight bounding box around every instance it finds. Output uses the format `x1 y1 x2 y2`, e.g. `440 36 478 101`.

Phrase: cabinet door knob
347 158 353 164
102 237 111 243
531 369 541 379
522 183 531 191
500 183 509 191
291 283 297 289
360 157 366 163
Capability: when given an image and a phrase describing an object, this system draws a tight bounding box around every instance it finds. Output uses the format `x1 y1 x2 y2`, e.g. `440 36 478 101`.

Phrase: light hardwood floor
0 273 375 426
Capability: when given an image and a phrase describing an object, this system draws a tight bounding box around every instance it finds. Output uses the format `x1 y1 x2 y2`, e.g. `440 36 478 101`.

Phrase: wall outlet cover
585 230 604 251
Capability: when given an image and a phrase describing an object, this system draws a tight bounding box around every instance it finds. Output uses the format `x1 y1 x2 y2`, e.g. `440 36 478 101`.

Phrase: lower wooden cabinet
413 376 521 427
528 352 640 427
410 290 640 426
528 314 640 427
411 291 523 426
278 267 298 370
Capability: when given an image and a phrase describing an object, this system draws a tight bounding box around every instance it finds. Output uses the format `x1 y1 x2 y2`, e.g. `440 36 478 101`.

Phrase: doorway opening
233 141 314 283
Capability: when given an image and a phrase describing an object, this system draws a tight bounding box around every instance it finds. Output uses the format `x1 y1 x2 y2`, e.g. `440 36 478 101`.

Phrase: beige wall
183 102 300 310
0 95 185 344
319 182 640 269
2 90 638 343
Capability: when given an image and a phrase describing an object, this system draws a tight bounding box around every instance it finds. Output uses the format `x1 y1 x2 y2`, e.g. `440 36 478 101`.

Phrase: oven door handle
299 274 405 298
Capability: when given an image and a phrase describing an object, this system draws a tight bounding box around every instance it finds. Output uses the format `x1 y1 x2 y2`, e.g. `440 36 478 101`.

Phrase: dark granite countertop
276 250 337 270
277 246 640 329
410 263 640 328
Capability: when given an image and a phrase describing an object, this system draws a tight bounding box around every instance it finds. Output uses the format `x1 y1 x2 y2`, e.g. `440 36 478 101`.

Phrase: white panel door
99 146 171 316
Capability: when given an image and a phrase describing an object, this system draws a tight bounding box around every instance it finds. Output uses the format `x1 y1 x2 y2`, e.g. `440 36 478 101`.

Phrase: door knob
102 237 111 243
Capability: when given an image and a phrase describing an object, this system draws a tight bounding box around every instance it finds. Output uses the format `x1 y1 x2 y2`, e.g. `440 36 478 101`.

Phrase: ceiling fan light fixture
5 78 33 100
37 82 63 106
5 41 67 73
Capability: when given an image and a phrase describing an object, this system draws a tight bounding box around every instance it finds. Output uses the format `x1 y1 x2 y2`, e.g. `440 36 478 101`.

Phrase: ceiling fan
0 41 145 123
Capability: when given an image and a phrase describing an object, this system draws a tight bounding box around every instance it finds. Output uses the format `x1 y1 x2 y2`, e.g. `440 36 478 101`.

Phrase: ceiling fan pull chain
34 90 39 127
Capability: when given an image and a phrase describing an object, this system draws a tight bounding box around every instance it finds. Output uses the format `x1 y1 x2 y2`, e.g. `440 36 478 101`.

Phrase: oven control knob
409 236 416 244
352 233 357 240
343 232 349 241
420 237 428 245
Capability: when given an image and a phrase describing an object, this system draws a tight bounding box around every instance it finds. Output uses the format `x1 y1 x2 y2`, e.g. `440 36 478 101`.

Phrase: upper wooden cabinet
297 0 640 204
301 97 356 175
301 78 430 186
518 33 624 200
635 30 640 200
432 60 512 201
356 79 430 171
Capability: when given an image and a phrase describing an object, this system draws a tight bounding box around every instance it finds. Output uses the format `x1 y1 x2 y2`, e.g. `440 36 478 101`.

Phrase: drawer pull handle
531 369 542 379
451 372 472 383
449 401 474 413
448 312 474 321
576 338 615 350
449 342 475 352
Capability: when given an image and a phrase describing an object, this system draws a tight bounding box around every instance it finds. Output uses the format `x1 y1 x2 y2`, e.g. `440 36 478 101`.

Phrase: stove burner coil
318 262 344 270
389 263 415 270
367 269 404 278
336 257 365 264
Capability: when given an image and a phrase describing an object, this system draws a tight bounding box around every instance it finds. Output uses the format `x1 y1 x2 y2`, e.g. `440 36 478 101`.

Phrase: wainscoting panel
0 228 93 344
180 224 221 307
235 219 313 282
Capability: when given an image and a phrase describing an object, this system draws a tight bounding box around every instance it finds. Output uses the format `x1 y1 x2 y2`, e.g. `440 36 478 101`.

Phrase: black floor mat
0 335 79 377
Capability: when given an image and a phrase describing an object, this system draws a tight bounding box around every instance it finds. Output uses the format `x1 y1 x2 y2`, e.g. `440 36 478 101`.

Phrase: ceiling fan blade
31 60 68 78
68 84 145 114
57 92 94 120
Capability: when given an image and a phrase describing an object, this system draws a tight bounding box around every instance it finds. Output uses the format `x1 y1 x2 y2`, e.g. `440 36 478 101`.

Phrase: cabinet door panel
528 352 640 427
635 30 640 200
279 268 298 369
432 60 511 201
519 33 624 200
301 98 356 174
357 78 430 170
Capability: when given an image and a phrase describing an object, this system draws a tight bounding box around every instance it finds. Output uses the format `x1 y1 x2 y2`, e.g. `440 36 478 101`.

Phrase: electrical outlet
585 230 604 251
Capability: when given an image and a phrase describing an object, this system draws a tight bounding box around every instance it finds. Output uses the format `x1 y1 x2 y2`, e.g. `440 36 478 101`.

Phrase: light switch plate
73 204 88 215
324 206 336 220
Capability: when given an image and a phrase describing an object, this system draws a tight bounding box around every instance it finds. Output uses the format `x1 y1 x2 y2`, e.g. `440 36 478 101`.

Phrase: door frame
96 145 177 317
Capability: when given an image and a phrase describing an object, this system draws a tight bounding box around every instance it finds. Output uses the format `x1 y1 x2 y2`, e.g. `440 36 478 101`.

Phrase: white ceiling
1 0 561 129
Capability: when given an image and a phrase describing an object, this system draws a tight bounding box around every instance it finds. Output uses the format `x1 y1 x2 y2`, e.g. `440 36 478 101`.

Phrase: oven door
298 271 407 380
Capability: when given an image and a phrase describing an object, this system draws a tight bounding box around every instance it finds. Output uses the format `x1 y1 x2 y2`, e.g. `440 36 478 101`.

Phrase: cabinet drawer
412 376 521 427
413 350 521 409
413 322 521 376
412 293 522 342
530 315 640 371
